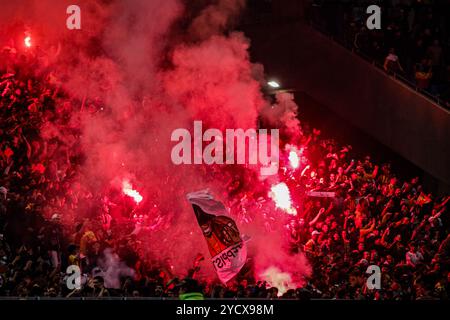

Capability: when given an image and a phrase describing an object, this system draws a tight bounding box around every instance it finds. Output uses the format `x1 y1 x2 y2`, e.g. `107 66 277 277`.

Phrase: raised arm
309 207 325 227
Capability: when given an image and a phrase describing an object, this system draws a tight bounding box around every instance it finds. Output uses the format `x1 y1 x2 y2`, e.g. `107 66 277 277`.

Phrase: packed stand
0 46 450 300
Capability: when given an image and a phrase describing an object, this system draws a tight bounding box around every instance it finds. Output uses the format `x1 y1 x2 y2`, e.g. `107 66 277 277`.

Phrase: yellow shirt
80 231 97 256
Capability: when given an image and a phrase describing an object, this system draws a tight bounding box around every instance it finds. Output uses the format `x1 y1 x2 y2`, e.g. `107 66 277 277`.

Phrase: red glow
122 180 143 204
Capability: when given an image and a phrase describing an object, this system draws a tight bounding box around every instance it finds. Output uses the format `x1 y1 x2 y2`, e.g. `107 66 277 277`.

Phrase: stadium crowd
307 0 450 107
1 43 450 300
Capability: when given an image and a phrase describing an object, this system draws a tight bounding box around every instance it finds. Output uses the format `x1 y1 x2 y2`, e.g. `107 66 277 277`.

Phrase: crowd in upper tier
307 0 450 108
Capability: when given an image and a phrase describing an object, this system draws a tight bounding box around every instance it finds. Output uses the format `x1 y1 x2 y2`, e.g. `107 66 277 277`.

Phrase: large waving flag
187 190 247 284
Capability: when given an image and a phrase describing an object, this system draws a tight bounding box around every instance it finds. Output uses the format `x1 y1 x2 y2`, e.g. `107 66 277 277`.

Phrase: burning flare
122 180 143 204
24 36 32 48
288 150 300 169
269 182 297 215
261 266 296 297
